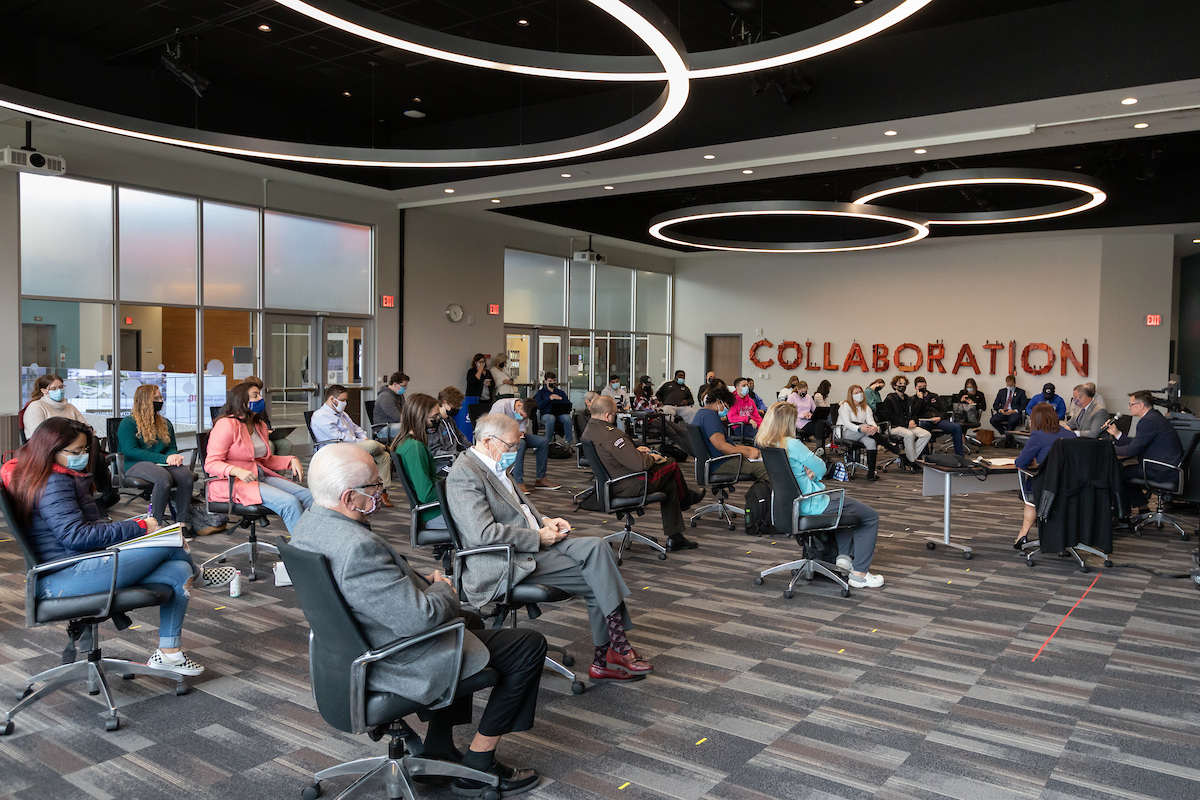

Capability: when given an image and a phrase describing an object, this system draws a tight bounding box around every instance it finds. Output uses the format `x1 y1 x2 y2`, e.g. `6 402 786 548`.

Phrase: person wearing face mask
1063 384 1107 438
655 370 695 415
632 375 692 453
836 385 903 481
693 386 770 483
779 376 803 402
912 378 965 457
990 374 1028 440
428 386 471 473
534 372 577 446
22 374 88 440
813 380 832 408
208 383 312 532
1026 382 1067 420
490 357 517 399
447 413 654 684
600 373 631 411
373 371 409 441
292 444 546 796
2 418 237 678
392 393 451 529
786 380 826 445
745 379 768 414
727 378 764 441
117 384 213 537
489 396 560 494
240 376 292 456
313 385 394 506
879 375 932 469
864 378 887 413
461 353 494 443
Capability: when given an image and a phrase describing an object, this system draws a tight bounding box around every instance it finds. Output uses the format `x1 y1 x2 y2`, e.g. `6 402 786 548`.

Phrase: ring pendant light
648 201 930 253
852 168 1107 224
0 0 688 168
275 0 933 80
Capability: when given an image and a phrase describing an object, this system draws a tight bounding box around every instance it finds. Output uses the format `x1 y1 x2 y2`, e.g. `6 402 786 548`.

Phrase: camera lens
29 153 46 168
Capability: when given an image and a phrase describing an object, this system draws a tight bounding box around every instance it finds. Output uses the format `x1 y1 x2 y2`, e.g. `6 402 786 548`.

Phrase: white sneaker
148 649 205 676
848 572 884 589
835 555 853 573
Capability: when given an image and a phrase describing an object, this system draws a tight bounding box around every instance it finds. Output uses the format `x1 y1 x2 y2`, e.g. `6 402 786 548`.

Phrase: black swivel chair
1129 433 1200 539
757 446 859 599
0 486 187 736
275 540 504 800
304 409 342 452
686 423 745 530
828 402 868 479
578 440 668 565
435 482 585 694
572 411 590 469
390 451 455 575
363 399 390 442
195 430 279 582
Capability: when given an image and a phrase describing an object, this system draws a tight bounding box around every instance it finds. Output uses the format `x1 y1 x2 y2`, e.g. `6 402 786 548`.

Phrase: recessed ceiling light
444 188 455 194
703 154 716 159
1121 97 1138 105
560 173 572 178
342 91 352 97
257 24 272 32
914 148 927 154
491 199 501 203
742 169 753 174
412 97 421 103
1193 238 1200 243
1134 122 1149 129
604 185 615 190
404 109 426 119
855 0 864 4
884 130 898 136
517 18 529 26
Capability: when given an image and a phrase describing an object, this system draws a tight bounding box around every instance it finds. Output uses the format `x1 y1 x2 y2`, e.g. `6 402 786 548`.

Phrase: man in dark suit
1105 390 1184 513
990 374 1028 435
291 445 544 797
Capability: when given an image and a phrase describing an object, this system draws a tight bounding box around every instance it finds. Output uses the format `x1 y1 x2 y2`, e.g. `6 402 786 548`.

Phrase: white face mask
853 392 864 402
334 399 347 413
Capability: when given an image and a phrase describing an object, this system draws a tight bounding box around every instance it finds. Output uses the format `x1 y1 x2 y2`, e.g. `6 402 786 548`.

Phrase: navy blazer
1115 409 1184 478
1016 428 1077 470
992 386 1028 413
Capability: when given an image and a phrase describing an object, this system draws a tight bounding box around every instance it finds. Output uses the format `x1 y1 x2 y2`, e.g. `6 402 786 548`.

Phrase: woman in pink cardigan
727 377 763 441
205 383 312 532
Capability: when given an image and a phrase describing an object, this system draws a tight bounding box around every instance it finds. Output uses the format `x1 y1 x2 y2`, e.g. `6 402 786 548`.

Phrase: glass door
321 317 371 426
538 328 566 388
504 329 533 397
264 314 320 429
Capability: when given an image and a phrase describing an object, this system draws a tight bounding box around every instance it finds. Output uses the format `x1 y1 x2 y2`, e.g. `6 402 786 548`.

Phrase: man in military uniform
583 396 704 552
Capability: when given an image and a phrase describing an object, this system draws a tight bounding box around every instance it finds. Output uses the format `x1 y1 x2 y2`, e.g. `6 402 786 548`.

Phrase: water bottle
229 570 242 598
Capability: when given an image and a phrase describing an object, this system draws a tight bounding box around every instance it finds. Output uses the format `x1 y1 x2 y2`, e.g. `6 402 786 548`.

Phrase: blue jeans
38 547 196 649
515 432 549 484
381 422 403 442
539 412 573 442
920 419 964 456
256 473 313 532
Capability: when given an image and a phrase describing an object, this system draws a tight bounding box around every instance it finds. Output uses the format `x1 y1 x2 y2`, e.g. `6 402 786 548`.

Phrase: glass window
20 174 113 300
264 211 371 313
203 201 259 308
118 188 198 305
202 310 257 429
118 305 198 433
503 250 565 326
268 321 315 426
594 263 633 332
635 270 670 334
20 300 115 426
568 262 591 328
635 334 671 387
594 333 631 393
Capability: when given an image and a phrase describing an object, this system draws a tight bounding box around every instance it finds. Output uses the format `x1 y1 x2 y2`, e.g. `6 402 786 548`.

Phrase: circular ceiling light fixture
403 109 426 118
0 0 689 168
1121 97 1137 105
648 200 930 253
258 24 272 32
1133 122 1149 129
741 169 754 174
913 148 927 154
853 168 1107 225
272 0 932 80
884 130 897 136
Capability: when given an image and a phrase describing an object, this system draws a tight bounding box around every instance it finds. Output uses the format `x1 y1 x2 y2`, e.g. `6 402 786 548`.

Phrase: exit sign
488 304 500 315
1146 314 1162 326
380 295 395 308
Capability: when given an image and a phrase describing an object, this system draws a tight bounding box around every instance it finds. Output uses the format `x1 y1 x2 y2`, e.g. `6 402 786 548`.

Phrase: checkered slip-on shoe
199 566 238 588
148 649 205 676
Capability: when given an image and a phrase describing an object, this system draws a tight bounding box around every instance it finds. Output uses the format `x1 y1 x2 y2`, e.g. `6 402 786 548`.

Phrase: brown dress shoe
534 479 561 490
605 646 654 675
587 663 646 683
380 490 394 508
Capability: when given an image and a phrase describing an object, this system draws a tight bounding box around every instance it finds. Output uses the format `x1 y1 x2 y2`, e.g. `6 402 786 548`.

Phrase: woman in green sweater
118 384 208 535
391 392 446 529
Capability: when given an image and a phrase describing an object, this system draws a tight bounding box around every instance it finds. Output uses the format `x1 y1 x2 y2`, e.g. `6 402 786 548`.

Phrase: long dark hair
392 392 439 449
816 380 832 397
217 382 263 434
7 417 95 524
470 353 486 372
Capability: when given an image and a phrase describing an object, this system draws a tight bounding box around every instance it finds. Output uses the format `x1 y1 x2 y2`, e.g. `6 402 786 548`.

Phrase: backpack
572 484 605 512
547 441 573 460
658 441 689 464
743 480 780 537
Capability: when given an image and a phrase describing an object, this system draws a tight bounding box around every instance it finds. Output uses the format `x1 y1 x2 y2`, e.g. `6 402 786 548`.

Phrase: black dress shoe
666 535 699 552
680 488 706 511
452 757 539 798
867 473 880 482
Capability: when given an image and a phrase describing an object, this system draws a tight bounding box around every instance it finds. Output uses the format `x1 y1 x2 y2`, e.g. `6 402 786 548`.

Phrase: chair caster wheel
301 783 321 800
963 552 972 560
175 683 188 696
753 577 763 585
783 590 794 599
658 552 667 560
562 655 575 667
841 588 851 598
690 521 697 527
1079 566 1090 574
727 521 735 531
1026 560 1035 567
926 542 936 550
1104 560 1113 568
482 790 501 800
571 681 586 695
105 717 119 732
616 556 622 566
1 720 13 735
122 673 135 680
1183 534 1191 541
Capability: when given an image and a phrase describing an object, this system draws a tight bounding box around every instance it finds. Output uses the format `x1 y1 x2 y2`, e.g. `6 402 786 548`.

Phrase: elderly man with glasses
445 413 654 685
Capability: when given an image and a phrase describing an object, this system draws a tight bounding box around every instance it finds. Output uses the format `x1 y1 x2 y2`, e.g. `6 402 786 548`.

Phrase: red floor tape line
1031 573 1101 662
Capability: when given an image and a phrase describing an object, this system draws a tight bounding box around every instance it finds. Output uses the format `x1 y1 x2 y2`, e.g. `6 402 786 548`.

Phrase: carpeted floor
2 445 1199 800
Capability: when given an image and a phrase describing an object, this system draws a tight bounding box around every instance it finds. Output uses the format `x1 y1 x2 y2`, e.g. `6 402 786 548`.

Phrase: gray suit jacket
445 449 544 608
1067 400 1108 438
290 505 489 705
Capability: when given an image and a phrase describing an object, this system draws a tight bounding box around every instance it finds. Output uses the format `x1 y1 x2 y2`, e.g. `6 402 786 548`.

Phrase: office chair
303 409 343 452
1018 438 1117 572
1129 433 1200 539
756 446 859 599
362 399 389 442
195 430 279 582
105 417 198 512
578 440 668 565
572 410 589 469
828 403 868 479
435 482 585 695
275 540 505 800
0 486 187 736
390 451 455 575
686 424 745 530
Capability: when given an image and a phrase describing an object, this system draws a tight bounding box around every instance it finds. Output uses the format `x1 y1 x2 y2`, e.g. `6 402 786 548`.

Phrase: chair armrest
348 619 467 732
1141 458 1184 492
1016 466 1038 503
452 543 515 603
176 448 198 471
26 549 121 627
409 500 443 546
705 452 744 484
603 470 649 510
791 488 847 534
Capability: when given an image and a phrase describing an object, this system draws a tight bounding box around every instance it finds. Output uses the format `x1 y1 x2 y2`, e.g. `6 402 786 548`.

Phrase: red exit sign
380 295 395 308
488 304 500 315
1146 314 1161 326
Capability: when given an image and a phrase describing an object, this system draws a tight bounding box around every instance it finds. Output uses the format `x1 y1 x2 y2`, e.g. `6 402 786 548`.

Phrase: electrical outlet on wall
760 372 769 379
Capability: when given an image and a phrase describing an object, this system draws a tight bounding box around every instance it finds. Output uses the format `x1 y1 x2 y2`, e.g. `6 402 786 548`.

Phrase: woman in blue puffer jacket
1 418 235 676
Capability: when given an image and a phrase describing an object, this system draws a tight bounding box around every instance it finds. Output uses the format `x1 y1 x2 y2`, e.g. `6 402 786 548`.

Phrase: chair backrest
686 424 713 485
0 484 41 572
759 445 801 533
434 481 467 550
209 406 221 423
577 440 612 512
195 430 211 475
105 417 122 449
303 410 318 444
275 539 371 734
364 400 376 422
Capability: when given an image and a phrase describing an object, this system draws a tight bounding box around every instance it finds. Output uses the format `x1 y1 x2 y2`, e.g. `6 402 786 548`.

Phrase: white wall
673 232 1175 423
402 208 674 394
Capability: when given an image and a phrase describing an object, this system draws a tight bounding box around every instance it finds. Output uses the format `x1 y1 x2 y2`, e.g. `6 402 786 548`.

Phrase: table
920 461 1021 558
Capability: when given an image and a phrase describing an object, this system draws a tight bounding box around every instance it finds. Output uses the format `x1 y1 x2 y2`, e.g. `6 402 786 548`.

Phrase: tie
1004 389 1012 411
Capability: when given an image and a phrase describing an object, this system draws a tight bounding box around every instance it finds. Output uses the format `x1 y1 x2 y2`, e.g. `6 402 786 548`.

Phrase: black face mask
896 384 908 393
797 391 807 398
152 400 164 413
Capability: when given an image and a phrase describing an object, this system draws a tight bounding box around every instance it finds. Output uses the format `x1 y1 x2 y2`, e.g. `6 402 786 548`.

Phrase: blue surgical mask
676 377 685 385
611 382 620 390
396 386 406 395
738 386 749 397
65 453 89 471
498 450 518 471
718 408 728 420
47 388 65 402
513 409 523 421
248 398 266 413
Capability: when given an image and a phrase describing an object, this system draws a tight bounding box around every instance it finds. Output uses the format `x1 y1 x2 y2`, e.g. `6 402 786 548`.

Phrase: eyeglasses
60 447 89 456
487 436 520 452
355 481 384 493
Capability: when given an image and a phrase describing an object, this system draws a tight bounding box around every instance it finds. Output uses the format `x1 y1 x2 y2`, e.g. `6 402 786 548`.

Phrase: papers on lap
107 522 186 551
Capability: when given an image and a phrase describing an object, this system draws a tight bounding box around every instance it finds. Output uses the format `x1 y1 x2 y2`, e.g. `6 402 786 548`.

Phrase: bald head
592 395 617 421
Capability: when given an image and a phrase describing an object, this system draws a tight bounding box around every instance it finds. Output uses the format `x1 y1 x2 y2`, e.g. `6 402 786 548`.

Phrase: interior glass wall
504 250 565 326
202 201 259 309
202 309 257 429
118 188 197 305
116 305 199 433
264 211 371 314
19 299 114 427
20 174 113 300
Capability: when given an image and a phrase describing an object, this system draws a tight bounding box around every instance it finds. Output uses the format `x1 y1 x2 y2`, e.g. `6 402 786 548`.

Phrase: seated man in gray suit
291 444 544 797
446 413 654 684
1064 383 1107 438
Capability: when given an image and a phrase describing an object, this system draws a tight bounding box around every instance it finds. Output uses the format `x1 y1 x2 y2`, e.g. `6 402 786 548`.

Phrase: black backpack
743 480 780 537
547 441 573 460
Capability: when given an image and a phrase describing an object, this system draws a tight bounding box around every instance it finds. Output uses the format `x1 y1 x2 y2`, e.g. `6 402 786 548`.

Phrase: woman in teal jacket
117 384 199 534
756 402 885 589
391 392 447 529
